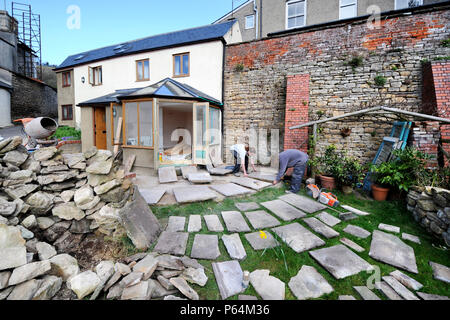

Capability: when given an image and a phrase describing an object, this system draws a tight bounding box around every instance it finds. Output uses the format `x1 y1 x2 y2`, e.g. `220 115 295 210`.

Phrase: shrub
374 75 387 87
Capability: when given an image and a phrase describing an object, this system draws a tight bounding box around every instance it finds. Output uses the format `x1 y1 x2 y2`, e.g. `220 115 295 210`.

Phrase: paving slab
209 183 253 197
429 261 450 284
231 177 272 191
340 238 365 253
248 172 277 183
303 217 339 239
272 223 325 253
188 173 212 184
375 281 403 300
369 230 418 274
249 269 285 300
401 233 421 244
138 188 166 205
190 234 220 260
416 292 450 300
338 295 356 300
309 245 373 279
173 186 217 204
158 167 178 184
235 202 260 212
316 212 341 227
339 212 358 221
341 205 371 216
153 232 189 256
382 276 419 300
378 223 400 234
238 295 258 300
279 193 327 214
212 260 245 300
261 199 306 221
181 166 198 179
244 231 279 250
187 215 202 233
390 270 423 291
244 210 281 229
221 211 251 233
343 225 371 239
222 234 247 260
166 216 186 232
353 286 381 300
204 215 224 232
288 265 334 300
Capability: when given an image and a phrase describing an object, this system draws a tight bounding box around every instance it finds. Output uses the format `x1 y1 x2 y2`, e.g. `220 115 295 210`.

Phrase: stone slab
166 216 186 232
204 215 224 232
244 210 281 229
244 231 279 251
369 230 418 274
261 199 306 221
429 262 450 284
279 193 327 214
382 276 419 300
375 281 403 300
343 225 371 239
231 177 272 191
249 269 285 300
338 295 356 300
340 238 365 253
173 186 217 204
212 260 245 300
181 166 198 179
316 212 341 227
190 234 220 260
390 270 423 291
378 223 400 234
248 172 277 183
222 234 246 261
417 292 450 300
288 265 334 300
341 205 371 216
401 233 421 244
235 202 260 212
188 172 212 184
272 223 325 253
353 286 381 300
139 188 166 205
187 215 202 233
221 211 251 233
239 295 258 300
209 183 253 197
158 167 178 184
153 232 188 256
303 217 340 239
310 245 373 280
339 212 358 221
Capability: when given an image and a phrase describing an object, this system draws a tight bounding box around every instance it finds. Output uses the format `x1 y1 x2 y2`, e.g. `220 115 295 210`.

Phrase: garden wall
223 5 450 165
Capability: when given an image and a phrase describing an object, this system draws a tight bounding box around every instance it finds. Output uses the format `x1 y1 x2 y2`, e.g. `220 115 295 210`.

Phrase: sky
3 0 248 66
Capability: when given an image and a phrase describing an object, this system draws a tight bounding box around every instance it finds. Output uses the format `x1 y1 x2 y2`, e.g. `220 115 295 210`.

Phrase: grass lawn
148 185 450 300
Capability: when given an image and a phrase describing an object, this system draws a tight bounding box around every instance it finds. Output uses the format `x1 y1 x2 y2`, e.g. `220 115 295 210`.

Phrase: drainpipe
259 0 263 39
254 0 258 40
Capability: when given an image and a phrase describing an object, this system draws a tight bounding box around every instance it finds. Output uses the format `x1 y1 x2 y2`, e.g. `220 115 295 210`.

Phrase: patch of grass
374 75 387 87
51 126 81 140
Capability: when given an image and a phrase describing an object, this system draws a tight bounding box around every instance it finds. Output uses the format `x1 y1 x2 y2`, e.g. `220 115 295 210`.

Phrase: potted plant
369 162 401 201
311 145 343 190
338 156 365 195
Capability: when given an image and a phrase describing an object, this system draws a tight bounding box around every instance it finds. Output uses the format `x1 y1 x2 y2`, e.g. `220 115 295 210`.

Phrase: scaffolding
11 1 42 79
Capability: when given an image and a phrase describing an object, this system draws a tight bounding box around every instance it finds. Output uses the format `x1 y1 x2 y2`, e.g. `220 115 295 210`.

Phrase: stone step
382 276 419 300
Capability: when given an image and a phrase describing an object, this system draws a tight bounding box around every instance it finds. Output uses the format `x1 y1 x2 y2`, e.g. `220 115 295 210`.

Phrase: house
214 0 448 42
54 20 242 169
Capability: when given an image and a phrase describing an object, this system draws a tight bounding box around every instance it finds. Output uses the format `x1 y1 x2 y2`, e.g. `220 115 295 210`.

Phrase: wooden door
94 107 107 150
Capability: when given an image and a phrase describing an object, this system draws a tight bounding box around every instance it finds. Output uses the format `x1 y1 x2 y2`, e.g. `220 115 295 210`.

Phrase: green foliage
346 56 364 71
420 58 430 65
339 155 366 187
234 63 244 72
374 75 387 87
441 39 450 48
51 126 81 140
310 145 342 177
434 56 450 61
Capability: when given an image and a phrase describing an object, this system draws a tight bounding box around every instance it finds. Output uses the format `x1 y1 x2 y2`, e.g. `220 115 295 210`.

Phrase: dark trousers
289 162 306 193
232 151 248 174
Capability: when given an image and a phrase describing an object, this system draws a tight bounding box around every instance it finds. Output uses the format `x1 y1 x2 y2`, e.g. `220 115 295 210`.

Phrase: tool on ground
306 184 340 207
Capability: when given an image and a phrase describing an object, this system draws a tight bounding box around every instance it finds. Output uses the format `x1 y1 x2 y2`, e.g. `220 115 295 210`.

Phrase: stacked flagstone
407 186 450 246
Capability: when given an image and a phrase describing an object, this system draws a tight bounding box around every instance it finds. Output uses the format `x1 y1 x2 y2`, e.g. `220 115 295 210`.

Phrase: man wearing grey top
273 149 309 193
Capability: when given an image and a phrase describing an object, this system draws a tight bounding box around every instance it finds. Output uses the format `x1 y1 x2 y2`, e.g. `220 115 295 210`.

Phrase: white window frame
245 14 255 29
339 0 357 20
285 0 307 30
394 0 423 10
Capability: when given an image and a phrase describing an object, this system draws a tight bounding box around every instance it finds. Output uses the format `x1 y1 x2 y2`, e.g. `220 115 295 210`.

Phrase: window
61 105 73 121
245 14 255 29
286 0 306 29
395 0 422 10
123 100 153 148
89 66 102 86
173 53 189 77
340 0 357 20
62 71 71 87
136 59 150 81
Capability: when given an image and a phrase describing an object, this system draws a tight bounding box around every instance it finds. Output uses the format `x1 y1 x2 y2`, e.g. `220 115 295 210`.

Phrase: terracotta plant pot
341 185 353 195
319 175 336 190
372 184 390 201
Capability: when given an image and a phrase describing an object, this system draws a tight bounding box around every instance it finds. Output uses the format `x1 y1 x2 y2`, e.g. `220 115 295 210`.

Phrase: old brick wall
11 73 58 121
223 7 450 165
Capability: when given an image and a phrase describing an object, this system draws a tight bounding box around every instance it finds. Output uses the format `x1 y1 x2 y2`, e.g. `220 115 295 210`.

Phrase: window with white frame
245 14 255 29
339 0 357 20
286 0 306 29
395 0 423 10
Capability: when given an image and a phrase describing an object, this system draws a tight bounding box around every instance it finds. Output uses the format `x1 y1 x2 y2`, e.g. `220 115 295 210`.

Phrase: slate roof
0 80 13 91
55 20 236 71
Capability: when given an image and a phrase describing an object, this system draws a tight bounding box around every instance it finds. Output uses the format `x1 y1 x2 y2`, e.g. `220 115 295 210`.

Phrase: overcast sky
3 0 247 65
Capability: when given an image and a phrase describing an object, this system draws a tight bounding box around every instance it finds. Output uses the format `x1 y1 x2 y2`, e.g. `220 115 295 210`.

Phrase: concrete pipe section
24 117 59 139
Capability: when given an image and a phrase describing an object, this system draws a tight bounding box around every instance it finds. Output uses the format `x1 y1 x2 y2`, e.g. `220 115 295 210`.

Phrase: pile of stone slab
407 186 450 246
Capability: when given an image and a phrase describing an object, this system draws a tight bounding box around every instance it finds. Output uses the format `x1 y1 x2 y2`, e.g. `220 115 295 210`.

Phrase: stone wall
11 73 58 121
407 186 450 246
409 121 441 168
223 6 450 165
